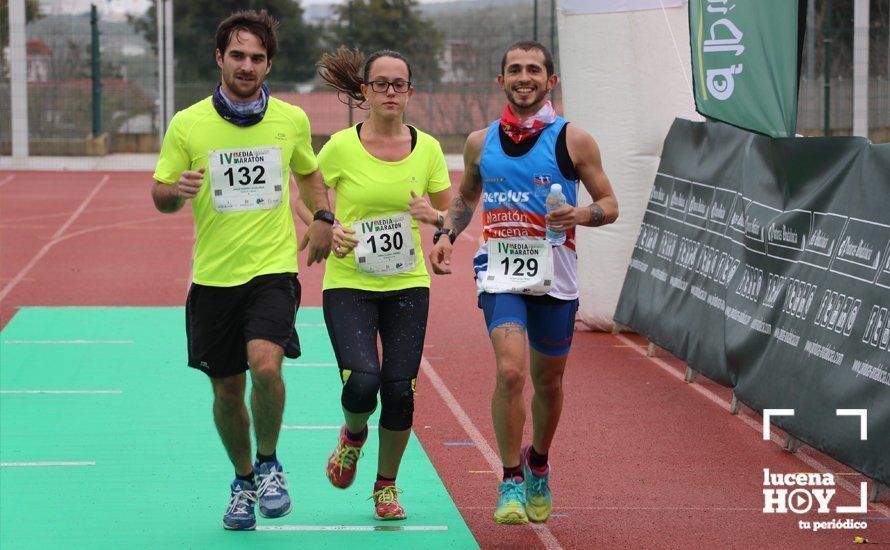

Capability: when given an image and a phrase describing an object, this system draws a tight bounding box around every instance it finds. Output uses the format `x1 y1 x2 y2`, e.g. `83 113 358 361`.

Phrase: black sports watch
433 228 457 245
313 209 335 225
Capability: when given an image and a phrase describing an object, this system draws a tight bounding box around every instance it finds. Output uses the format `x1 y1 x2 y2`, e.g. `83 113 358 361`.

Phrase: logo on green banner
689 0 801 137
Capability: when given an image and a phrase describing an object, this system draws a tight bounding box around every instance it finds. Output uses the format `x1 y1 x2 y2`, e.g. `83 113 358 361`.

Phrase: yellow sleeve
317 139 339 189
289 109 319 176
426 140 451 194
152 113 189 184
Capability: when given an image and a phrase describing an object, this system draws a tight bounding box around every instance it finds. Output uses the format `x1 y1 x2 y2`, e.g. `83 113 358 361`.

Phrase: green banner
689 0 801 137
615 119 890 486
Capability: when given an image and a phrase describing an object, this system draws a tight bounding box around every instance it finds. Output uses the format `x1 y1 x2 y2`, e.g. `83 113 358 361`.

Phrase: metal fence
794 0 890 140
798 77 890 139
1 1 561 155
2 0 888 157
1 9 158 154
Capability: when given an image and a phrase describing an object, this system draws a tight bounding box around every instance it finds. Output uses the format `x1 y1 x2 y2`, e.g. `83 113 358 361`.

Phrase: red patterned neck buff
499 100 558 144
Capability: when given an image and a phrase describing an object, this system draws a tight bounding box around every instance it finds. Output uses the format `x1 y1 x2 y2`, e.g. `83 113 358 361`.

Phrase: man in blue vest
430 40 619 525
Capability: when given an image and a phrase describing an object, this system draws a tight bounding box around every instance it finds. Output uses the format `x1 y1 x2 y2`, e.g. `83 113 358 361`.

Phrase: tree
434 1 551 83
0 0 42 39
326 0 444 84
420 0 557 134
0 0 43 75
129 0 319 86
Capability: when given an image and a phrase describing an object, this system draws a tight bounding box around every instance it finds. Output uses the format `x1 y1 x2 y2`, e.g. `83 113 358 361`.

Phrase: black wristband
313 209 335 225
433 228 456 245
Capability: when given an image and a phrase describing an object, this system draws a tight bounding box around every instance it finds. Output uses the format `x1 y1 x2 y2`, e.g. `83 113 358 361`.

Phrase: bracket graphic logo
761 409 871 531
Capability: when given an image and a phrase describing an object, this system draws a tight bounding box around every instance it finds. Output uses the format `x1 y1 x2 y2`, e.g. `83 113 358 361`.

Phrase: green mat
0 307 477 549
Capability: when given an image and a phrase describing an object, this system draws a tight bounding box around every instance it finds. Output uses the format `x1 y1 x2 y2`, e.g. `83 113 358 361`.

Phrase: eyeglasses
368 80 411 93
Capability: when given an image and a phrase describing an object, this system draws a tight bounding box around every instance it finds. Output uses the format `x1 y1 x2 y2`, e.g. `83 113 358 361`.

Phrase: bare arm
294 168 331 214
429 189 452 214
289 174 314 227
294 168 333 266
568 125 618 226
408 188 452 228
151 168 205 214
445 130 486 235
429 130 485 274
546 126 619 231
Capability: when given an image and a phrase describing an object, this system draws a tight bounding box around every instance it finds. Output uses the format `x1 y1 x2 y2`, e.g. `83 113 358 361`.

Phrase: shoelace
334 442 363 474
257 468 288 497
227 487 257 515
369 485 403 505
526 473 550 496
498 480 525 503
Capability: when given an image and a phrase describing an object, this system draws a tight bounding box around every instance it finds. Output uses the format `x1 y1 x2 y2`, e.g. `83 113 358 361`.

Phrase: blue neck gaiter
212 83 269 127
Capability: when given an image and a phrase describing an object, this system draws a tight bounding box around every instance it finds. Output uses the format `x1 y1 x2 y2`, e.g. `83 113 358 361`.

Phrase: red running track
1 170 888 549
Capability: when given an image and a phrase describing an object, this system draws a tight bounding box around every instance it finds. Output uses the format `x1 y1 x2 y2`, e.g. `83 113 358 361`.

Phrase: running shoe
370 481 406 520
223 479 257 530
326 425 366 488
494 476 528 525
255 460 292 518
521 445 552 522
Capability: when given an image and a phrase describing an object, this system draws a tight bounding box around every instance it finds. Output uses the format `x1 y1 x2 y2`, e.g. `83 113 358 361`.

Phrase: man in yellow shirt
151 10 332 531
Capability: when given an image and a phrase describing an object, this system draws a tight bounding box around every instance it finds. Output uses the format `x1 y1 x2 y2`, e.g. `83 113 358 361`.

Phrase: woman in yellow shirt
316 47 452 520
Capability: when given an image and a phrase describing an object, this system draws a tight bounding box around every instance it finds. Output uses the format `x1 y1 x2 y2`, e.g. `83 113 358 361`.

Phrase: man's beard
225 73 263 100
505 87 548 113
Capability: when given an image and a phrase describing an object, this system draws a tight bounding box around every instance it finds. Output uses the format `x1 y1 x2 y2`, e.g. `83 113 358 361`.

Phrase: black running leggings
322 287 429 431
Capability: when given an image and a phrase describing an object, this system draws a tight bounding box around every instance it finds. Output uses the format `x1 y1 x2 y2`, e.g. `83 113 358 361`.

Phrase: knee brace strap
340 369 380 414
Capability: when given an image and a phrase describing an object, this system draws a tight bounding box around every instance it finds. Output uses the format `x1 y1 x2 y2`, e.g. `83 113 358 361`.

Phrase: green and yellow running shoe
494 476 528 525
521 445 552 523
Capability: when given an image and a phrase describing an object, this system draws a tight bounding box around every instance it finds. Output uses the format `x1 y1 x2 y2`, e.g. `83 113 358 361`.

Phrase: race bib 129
482 237 554 295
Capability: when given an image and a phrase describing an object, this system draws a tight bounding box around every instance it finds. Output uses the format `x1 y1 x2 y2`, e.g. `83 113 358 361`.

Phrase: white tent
557 0 700 330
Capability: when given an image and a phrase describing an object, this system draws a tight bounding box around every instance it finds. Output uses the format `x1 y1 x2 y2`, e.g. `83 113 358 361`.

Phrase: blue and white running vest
473 117 580 300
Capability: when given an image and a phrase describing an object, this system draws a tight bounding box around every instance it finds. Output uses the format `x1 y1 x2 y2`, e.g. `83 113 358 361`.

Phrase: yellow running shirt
153 96 317 287
318 125 451 291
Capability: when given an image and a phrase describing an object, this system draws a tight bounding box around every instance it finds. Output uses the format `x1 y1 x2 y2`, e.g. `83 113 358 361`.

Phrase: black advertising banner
617 124 745 387
615 119 889 485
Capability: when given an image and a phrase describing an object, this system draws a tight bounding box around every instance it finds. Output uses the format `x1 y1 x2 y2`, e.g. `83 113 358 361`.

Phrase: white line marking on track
0 174 15 188
420 356 564 550
0 390 122 394
256 525 448 532
282 425 378 430
0 175 110 303
2 340 134 345
53 215 187 245
295 322 327 327
282 362 336 367
2 204 150 224
1 462 95 467
615 334 890 518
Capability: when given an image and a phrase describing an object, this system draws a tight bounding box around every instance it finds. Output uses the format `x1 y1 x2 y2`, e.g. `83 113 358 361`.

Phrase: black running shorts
185 273 301 378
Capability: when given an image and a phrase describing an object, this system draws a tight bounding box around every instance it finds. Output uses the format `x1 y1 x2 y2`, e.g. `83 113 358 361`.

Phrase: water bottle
545 183 567 246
